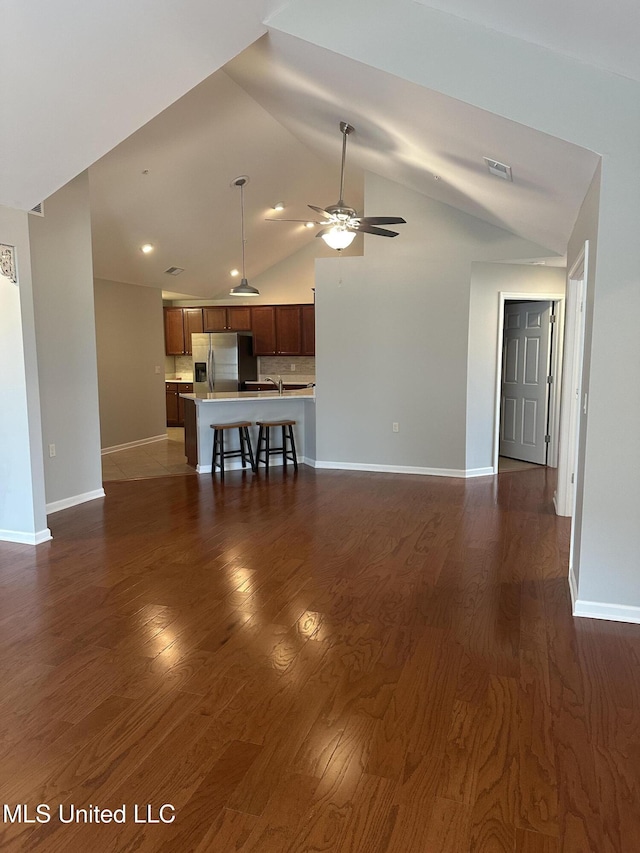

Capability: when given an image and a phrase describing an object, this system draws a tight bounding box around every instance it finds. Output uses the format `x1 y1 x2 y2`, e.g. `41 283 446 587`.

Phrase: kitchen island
180 389 316 472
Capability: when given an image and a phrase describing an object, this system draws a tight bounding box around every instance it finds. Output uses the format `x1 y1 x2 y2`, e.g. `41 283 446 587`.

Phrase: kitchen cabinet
166 303 315 356
203 306 252 332
301 304 315 356
182 309 204 353
243 382 309 391
250 304 315 356
166 382 193 427
163 308 203 355
251 306 277 355
275 305 302 355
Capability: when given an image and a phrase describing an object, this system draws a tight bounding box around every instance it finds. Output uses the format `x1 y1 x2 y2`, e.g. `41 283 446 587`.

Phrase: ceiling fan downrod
336 121 354 209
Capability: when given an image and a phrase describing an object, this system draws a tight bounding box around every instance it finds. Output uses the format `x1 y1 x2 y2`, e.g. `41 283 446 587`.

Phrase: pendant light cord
240 180 246 279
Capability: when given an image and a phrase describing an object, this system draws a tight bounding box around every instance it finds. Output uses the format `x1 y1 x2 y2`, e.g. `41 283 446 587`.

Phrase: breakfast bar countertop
179 389 315 403
180 389 316 472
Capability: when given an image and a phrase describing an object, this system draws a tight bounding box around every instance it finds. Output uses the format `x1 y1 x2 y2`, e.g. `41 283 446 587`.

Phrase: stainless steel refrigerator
191 332 257 393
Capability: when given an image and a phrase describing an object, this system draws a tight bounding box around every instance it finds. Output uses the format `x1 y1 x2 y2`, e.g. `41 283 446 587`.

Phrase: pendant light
230 175 259 296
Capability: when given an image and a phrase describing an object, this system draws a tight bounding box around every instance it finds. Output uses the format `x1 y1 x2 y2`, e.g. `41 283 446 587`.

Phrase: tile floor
101 428 195 482
101 437 539 482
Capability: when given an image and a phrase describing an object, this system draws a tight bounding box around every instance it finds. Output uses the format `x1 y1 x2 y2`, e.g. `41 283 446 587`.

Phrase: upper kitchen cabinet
164 307 203 355
301 304 315 356
251 306 277 355
275 305 302 356
251 304 315 356
203 306 252 332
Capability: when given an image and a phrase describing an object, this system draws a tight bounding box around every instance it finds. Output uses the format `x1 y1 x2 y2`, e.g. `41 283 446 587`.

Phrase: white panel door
500 301 552 464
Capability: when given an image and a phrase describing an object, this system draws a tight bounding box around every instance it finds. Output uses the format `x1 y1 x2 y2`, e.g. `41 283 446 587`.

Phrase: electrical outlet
49 444 56 457
392 423 399 433
290 364 296 371
155 365 161 374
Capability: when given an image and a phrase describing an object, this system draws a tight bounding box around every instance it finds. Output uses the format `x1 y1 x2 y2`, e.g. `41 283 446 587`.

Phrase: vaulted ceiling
4 1 625 299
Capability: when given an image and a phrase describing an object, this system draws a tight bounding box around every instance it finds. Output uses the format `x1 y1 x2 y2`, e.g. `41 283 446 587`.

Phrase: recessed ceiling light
305 222 315 229
140 243 154 254
273 202 285 211
230 269 240 277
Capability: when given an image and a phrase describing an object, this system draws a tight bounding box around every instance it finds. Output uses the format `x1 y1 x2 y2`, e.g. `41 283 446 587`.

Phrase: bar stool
255 419 298 472
210 421 255 479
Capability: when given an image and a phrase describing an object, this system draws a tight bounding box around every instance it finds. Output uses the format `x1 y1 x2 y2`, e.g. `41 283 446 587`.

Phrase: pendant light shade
230 277 259 296
229 175 260 297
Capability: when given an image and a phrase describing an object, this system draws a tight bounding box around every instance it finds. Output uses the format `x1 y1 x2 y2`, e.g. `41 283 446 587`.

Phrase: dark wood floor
0 466 638 852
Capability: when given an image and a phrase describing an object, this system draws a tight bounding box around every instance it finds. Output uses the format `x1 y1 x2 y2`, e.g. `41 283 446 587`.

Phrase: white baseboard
568 564 578 611
0 527 52 545
313 460 493 478
46 488 106 515
102 434 167 455
573 597 640 624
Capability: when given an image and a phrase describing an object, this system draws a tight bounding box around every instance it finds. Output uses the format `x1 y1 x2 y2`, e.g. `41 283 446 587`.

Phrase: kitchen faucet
265 376 283 395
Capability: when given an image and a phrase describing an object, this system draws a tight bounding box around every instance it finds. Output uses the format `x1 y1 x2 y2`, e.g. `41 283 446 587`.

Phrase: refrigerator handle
208 346 215 392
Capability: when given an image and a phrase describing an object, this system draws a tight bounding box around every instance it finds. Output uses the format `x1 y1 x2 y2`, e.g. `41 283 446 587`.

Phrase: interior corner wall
565 163 600 590
466 263 566 472
29 172 103 511
0 205 49 542
314 173 556 473
94 279 166 449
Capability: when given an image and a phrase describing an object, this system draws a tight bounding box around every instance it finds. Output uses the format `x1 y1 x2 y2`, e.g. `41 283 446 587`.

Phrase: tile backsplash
258 356 315 384
165 354 315 383
165 355 193 379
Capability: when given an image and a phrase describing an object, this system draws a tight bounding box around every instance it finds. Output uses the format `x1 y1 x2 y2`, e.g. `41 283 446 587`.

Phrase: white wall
271 0 640 616
466 262 565 471
314 174 554 473
0 206 49 543
170 238 360 307
29 173 104 513
94 279 166 449
565 164 600 590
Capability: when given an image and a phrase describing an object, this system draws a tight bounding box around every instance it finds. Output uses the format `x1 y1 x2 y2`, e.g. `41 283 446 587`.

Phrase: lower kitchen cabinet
166 383 193 427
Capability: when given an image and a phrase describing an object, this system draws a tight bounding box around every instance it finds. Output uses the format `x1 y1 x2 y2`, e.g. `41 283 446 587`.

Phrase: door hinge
544 434 551 443
550 314 556 324
571 473 575 484
546 375 553 384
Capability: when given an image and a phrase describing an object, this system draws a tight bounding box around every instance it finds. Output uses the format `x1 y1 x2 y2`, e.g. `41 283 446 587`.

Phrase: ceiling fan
267 121 406 250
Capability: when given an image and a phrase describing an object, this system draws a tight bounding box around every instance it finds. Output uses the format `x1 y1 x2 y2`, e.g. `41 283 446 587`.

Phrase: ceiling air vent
164 267 184 276
483 158 512 181
29 202 44 216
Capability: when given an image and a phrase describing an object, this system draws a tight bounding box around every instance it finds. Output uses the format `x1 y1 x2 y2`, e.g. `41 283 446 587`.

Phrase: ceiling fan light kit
266 121 406 250
229 175 260 296
321 226 357 250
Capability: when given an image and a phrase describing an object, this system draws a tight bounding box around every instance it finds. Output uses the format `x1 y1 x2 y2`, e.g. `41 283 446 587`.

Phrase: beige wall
29 172 103 510
94 278 166 449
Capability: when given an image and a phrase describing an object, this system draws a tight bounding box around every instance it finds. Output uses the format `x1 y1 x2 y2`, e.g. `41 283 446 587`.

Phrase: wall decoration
0 244 17 283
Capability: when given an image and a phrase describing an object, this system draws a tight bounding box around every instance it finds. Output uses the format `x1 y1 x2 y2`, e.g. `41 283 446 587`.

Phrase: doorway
493 292 565 474
500 300 553 465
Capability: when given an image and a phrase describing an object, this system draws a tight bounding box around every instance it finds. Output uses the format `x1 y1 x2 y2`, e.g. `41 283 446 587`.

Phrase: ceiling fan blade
357 216 406 226
265 218 325 224
352 224 400 237
308 204 334 220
